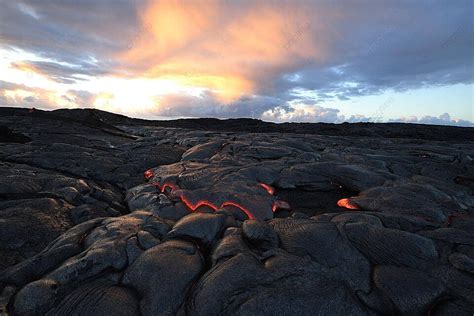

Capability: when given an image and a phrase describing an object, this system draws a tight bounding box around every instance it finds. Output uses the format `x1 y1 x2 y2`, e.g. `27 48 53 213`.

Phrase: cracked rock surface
1 108 473 315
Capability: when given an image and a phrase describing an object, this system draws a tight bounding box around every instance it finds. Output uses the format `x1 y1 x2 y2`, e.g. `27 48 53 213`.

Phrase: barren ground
0 107 473 315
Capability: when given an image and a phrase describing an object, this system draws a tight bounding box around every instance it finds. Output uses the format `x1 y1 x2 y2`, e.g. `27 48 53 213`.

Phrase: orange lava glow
160 183 176 193
180 194 256 220
337 198 359 210
144 169 154 179
272 200 291 212
258 183 275 195
180 195 219 212
149 181 176 193
146 179 257 219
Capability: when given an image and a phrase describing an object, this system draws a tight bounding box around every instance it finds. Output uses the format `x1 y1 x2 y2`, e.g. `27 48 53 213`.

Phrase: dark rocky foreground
0 107 473 315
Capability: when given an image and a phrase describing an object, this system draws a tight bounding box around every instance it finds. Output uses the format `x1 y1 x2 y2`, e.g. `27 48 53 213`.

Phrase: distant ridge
1 107 472 142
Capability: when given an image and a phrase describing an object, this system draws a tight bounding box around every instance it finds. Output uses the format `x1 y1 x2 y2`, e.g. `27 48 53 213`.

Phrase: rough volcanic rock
271 219 372 292
189 250 371 315
13 278 59 315
123 240 204 315
345 222 438 268
0 217 104 288
46 279 140 316
0 126 30 143
242 220 279 250
449 252 474 273
373 265 446 315
166 212 227 245
1 108 474 315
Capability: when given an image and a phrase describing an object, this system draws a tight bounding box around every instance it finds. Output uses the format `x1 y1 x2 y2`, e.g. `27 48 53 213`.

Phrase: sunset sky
0 0 472 126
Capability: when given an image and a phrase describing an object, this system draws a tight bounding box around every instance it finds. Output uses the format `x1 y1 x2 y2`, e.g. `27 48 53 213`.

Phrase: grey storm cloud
256 1 473 105
154 91 284 119
11 60 113 83
0 0 138 80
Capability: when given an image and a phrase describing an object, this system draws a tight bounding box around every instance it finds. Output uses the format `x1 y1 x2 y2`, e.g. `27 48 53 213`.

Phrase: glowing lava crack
144 169 288 220
337 198 360 210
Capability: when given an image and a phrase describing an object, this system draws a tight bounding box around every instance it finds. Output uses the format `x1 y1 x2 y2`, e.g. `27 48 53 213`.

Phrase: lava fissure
337 198 360 210
147 175 272 220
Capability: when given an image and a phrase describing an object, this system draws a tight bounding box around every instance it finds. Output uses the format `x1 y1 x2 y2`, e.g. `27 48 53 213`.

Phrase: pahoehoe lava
0 107 473 315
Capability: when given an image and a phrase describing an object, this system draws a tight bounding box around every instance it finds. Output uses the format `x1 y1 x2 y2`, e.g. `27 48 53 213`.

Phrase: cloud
0 80 95 109
152 91 283 119
115 0 327 102
0 1 139 59
261 103 472 127
262 104 345 123
0 0 472 125
389 113 474 127
1 76 471 127
10 60 109 84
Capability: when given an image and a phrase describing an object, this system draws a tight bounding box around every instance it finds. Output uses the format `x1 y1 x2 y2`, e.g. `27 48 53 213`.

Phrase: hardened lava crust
0 107 473 315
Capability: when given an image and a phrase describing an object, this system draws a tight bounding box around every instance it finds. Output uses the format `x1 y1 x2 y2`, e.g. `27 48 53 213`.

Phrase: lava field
0 107 473 315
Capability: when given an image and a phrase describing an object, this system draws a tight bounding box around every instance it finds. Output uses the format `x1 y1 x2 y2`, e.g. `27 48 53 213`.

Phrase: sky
0 0 473 126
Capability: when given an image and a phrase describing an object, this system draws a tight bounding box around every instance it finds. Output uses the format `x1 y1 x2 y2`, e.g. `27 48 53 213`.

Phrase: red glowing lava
144 169 154 180
180 194 256 220
180 195 219 212
337 198 359 210
146 176 293 219
161 183 176 193
221 201 256 220
272 200 291 212
149 181 176 194
258 183 275 195
146 178 258 219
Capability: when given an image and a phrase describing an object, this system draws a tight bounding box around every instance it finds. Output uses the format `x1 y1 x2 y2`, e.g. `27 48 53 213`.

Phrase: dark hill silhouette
0 107 472 142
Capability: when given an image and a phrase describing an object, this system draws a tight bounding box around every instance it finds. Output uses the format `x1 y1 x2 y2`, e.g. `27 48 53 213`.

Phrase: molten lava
258 183 275 195
161 183 176 193
144 169 154 180
147 179 257 220
337 198 359 210
272 200 291 212
180 194 256 220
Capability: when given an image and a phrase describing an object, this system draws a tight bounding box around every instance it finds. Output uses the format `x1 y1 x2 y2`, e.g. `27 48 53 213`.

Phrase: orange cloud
118 0 331 102
123 0 217 64
10 61 56 81
11 61 39 73
2 1 341 116
1 86 83 109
